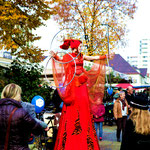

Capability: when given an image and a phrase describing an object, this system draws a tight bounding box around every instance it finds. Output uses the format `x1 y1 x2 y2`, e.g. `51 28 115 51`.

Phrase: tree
0 0 57 62
53 0 137 55
0 59 54 105
0 66 8 92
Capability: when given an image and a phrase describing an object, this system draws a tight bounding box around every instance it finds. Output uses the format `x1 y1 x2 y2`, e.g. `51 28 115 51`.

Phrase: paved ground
99 125 121 150
29 125 121 150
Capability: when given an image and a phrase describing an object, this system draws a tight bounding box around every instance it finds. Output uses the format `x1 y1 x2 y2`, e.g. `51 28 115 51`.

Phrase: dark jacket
21 101 47 128
0 98 43 150
120 119 150 150
125 93 134 105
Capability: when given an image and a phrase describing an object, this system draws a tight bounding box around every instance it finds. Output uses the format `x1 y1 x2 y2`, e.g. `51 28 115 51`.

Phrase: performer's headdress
60 39 82 50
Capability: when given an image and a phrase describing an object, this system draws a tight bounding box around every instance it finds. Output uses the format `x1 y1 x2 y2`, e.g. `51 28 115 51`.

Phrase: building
126 56 139 68
0 51 12 68
139 39 150 72
109 54 148 86
126 39 150 74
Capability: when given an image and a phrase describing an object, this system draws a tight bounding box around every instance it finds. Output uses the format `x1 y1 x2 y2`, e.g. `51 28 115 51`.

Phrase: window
142 43 148 45
143 51 148 53
143 64 148 66
143 60 148 62
143 56 148 58
133 79 137 83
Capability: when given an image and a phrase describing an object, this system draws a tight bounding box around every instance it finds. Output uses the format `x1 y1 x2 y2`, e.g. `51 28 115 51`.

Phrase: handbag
4 107 18 150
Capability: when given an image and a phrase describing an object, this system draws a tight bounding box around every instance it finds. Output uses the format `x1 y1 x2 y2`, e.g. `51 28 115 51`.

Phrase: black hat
130 94 149 110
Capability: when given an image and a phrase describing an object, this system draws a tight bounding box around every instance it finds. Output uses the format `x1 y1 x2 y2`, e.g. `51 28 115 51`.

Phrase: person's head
113 93 119 99
60 39 82 53
129 95 150 135
126 86 133 95
119 91 125 100
1 83 22 102
96 98 102 105
118 87 122 91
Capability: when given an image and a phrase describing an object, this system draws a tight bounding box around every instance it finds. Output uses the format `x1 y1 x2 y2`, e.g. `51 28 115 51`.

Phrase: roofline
125 73 140 74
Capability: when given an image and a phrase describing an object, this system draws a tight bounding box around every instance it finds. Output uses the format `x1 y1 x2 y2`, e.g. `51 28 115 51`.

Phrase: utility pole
101 23 111 87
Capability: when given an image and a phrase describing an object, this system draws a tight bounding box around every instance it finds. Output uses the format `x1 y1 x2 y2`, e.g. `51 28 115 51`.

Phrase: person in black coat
120 94 150 150
125 86 134 105
0 83 44 150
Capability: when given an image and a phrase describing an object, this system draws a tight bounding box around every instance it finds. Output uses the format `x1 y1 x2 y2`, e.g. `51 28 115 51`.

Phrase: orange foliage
0 0 57 62
53 0 137 55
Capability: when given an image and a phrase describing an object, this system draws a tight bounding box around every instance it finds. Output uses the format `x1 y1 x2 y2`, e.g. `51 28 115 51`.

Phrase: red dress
54 53 100 150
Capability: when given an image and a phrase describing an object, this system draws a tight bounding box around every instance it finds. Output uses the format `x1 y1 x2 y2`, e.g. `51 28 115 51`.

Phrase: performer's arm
83 52 114 61
50 51 63 61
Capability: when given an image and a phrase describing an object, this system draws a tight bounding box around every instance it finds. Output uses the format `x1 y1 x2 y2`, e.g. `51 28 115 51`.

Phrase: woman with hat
50 39 114 150
120 94 150 150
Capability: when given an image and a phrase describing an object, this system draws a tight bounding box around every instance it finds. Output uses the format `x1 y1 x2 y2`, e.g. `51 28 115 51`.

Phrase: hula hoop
44 51 76 89
44 27 85 88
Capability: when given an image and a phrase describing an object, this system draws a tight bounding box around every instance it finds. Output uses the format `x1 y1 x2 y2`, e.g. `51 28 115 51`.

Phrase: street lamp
101 23 112 87
101 23 110 55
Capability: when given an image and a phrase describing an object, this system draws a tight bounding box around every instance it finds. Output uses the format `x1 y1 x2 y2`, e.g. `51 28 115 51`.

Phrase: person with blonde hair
120 94 150 150
1 83 22 101
0 83 44 150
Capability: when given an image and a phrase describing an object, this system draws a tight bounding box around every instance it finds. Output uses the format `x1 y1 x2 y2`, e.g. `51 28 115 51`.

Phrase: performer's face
72 44 82 54
78 44 82 52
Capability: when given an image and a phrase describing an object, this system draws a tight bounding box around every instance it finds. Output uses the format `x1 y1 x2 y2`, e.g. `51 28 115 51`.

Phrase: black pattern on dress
72 111 82 135
87 125 94 150
61 121 67 150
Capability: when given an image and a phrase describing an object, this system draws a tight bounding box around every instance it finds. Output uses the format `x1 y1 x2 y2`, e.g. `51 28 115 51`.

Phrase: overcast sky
34 0 150 62
118 0 150 56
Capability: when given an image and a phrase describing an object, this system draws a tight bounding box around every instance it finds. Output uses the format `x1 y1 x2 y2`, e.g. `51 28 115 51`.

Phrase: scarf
120 99 126 110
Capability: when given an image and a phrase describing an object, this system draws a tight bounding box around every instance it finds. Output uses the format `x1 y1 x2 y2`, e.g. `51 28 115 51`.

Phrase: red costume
52 40 106 150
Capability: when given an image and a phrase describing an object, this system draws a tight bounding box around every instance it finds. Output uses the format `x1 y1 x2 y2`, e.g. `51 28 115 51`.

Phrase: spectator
0 83 43 150
21 101 48 129
113 92 119 103
125 86 134 105
52 89 62 113
113 91 129 142
115 87 122 94
142 89 149 99
120 95 150 150
126 86 135 117
92 103 105 141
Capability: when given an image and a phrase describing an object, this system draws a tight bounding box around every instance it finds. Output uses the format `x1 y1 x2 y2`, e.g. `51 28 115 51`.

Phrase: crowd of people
112 86 150 149
0 84 150 149
93 86 150 146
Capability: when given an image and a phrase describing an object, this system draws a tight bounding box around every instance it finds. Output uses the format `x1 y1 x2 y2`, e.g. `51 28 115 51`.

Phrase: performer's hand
50 51 58 58
95 115 98 118
108 52 115 59
50 51 62 61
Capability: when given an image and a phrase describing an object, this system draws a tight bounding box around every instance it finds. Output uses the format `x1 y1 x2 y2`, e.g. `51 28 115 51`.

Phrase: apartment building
126 39 150 73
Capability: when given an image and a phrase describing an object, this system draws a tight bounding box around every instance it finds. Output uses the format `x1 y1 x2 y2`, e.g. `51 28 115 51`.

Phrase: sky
118 0 150 57
34 0 150 62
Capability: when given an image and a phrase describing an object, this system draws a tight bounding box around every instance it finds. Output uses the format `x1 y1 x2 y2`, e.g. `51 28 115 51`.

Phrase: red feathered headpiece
60 39 82 50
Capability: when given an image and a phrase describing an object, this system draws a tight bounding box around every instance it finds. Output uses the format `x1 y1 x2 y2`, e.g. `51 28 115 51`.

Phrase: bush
0 59 54 106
